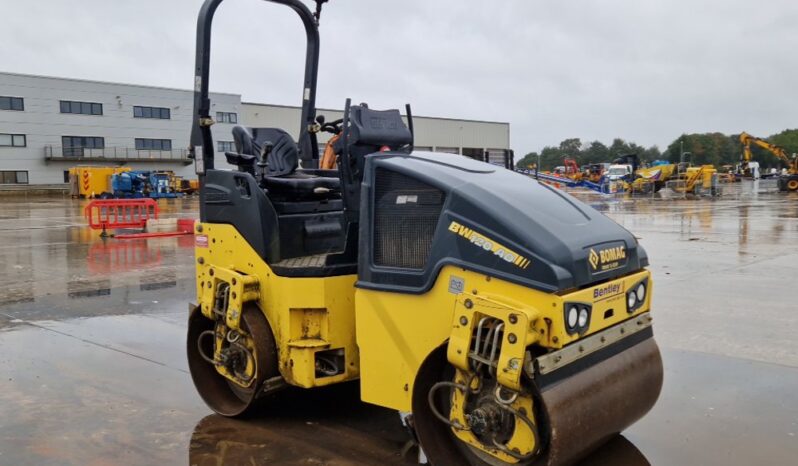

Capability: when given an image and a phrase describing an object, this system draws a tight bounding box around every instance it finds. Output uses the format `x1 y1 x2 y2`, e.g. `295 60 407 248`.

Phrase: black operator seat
333 105 414 220
339 106 414 181
230 126 340 198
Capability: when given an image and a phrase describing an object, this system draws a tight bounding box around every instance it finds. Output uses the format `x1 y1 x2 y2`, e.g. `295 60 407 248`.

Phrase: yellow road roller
186 1 663 464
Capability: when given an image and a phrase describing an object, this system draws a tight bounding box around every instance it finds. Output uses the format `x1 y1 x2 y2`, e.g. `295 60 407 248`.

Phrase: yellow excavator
185 1 664 465
739 132 798 191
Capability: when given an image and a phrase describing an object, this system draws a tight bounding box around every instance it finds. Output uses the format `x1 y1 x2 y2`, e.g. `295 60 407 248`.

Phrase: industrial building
0 71 510 187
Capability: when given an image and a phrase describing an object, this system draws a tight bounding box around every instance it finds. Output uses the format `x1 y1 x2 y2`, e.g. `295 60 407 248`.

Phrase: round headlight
636 283 646 302
567 306 578 328
578 308 589 328
627 292 637 309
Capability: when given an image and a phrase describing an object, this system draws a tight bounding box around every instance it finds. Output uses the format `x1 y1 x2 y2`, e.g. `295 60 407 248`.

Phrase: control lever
257 141 273 188
315 114 343 134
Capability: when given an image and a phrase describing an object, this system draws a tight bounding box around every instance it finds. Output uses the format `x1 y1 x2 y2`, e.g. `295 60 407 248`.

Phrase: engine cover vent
373 168 444 269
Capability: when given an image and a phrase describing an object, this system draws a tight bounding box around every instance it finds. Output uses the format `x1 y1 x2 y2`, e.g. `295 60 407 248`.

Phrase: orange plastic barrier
84 199 159 236
114 231 190 239
177 218 196 233
115 218 196 240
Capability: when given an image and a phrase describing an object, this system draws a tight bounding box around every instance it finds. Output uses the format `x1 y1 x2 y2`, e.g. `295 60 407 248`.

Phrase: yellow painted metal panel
194 222 359 389
356 265 651 412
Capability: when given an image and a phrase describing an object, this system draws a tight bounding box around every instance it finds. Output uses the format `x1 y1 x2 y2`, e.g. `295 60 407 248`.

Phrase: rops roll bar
189 0 324 176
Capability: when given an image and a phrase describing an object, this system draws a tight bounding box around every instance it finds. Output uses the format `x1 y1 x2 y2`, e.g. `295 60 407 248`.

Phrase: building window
133 106 170 119
486 149 510 167
60 100 103 115
435 147 460 154
0 134 26 147
462 148 484 161
0 96 24 111
216 112 238 124
62 136 105 157
217 141 235 153
135 138 172 151
0 171 29 184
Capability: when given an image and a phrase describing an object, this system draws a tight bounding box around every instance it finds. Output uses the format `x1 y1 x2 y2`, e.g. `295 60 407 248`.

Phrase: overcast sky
2 0 796 154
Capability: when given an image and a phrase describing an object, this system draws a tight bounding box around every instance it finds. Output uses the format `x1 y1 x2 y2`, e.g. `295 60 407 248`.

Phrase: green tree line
517 129 798 171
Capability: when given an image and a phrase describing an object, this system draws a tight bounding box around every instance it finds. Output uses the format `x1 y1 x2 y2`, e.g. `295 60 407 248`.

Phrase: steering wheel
316 115 343 135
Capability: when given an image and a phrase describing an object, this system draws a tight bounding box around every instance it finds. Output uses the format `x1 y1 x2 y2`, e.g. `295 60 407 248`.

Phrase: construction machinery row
68 166 198 199
524 154 718 196
518 130 798 196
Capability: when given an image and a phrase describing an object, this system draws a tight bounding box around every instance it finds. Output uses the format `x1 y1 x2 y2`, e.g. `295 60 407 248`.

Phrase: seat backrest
232 126 299 177
232 125 257 157
348 106 413 148
338 106 413 184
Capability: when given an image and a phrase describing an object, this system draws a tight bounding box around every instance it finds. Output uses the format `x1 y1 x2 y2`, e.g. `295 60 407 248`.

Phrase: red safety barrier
114 231 189 239
84 199 159 236
115 218 196 240
177 218 197 233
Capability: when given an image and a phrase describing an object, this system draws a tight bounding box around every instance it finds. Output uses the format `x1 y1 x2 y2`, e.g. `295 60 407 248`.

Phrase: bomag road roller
186 1 664 464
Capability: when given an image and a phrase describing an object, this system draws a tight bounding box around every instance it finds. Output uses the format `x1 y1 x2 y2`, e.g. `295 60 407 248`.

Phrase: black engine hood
357 152 648 294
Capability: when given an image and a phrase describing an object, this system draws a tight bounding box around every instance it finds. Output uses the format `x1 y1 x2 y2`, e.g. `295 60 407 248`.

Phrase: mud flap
536 337 663 466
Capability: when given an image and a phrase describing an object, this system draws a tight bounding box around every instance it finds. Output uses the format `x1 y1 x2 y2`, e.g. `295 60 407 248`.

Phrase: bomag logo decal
588 244 627 273
588 249 600 270
448 221 530 269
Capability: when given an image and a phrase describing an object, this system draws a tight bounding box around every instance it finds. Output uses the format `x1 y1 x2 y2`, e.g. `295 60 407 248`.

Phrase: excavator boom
739 132 792 166
739 132 798 191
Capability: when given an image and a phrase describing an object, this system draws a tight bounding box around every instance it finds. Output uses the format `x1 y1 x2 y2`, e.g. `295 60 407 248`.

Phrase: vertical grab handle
341 98 353 183
405 103 415 153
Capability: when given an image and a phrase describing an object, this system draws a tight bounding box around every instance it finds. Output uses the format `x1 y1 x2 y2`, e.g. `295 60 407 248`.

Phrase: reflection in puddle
1 277 194 321
3 293 34 305
139 280 177 291
187 384 651 466
139 270 178 291
86 238 163 274
188 383 411 465
0 209 194 314
67 278 111 299
579 435 650 466
67 287 112 299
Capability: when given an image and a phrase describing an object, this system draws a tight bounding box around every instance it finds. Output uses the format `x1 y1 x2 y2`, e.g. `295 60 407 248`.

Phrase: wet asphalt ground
0 180 796 465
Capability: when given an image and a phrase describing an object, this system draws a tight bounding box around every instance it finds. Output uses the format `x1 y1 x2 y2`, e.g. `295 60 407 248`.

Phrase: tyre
187 304 279 417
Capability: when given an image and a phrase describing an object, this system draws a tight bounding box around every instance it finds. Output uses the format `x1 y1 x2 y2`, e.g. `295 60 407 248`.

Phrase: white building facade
0 72 510 186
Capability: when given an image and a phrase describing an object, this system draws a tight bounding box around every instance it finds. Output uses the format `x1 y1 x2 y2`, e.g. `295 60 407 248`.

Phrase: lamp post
536 152 541 179
679 145 692 177
679 140 692 164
